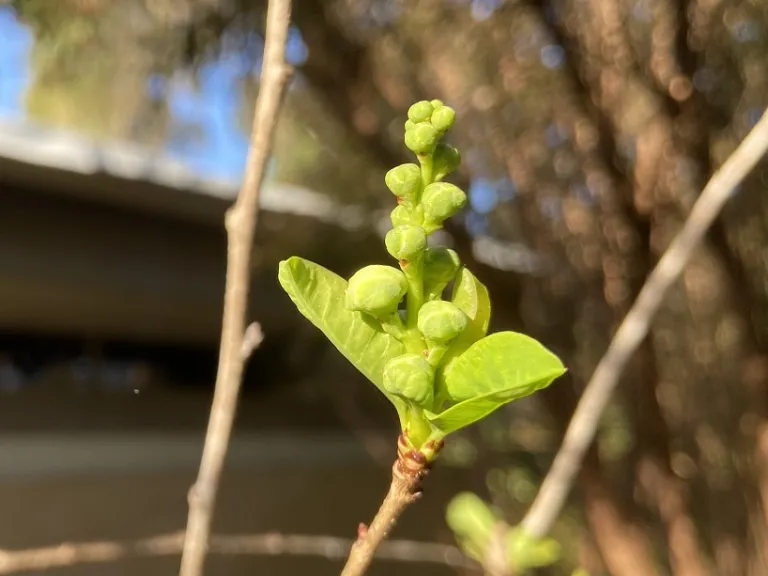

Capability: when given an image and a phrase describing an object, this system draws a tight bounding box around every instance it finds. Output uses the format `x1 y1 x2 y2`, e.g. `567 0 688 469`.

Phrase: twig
0 531 474 574
521 110 768 539
483 522 512 576
178 1 293 575
340 435 437 576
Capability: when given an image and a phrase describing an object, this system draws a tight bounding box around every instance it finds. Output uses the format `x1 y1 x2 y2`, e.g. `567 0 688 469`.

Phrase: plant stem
177 2 292 575
380 313 406 341
0 530 474 573
419 153 434 191
405 406 433 447
403 260 424 332
425 345 448 367
340 438 431 576
520 108 768 539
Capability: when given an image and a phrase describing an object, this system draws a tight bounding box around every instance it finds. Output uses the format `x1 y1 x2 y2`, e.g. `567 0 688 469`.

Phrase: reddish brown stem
340 435 435 576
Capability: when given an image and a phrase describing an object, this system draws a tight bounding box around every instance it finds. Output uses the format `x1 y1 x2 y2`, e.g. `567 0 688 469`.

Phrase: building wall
0 433 471 576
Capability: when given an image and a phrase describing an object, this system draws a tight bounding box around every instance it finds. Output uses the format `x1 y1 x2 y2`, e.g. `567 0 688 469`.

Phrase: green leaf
428 332 565 434
278 257 405 402
434 267 491 406
507 528 561 570
446 492 498 546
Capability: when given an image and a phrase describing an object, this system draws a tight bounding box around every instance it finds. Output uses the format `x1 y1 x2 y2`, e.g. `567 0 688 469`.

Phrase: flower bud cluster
383 100 466 268
404 99 456 156
345 99 470 423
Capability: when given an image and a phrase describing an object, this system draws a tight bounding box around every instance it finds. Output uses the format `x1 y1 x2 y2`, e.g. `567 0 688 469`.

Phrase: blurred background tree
6 0 768 574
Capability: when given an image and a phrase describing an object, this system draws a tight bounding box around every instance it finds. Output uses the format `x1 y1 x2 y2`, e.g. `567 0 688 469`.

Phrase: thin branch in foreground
0 531 474 574
521 111 768 539
178 1 293 575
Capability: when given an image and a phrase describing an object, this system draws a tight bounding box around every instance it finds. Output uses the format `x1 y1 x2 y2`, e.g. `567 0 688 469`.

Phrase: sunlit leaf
278 257 405 402
434 267 491 406
507 528 561 571
428 332 565 434
445 492 498 560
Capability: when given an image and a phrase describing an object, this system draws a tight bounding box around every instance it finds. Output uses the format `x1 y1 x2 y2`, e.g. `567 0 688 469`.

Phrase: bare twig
521 111 768 539
0 531 473 574
340 436 436 576
178 1 293 575
483 523 512 576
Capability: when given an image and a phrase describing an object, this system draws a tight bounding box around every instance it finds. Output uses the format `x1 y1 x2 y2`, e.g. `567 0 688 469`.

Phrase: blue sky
0 6 30 119
0 6 313 183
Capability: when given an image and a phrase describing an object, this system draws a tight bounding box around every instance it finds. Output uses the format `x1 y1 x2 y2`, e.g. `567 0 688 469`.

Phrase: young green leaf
445 492 498 562
434 267 491 406
507 528 561 571
278 257 405 402
428 331 565 434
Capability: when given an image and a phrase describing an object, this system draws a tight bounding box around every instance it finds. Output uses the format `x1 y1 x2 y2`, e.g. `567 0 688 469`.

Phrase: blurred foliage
9 0 768 574
446 491 562 573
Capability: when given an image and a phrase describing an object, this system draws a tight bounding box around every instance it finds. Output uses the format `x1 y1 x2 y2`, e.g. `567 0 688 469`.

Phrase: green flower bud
431 105 456 132
385 163 422 202
385 225 427 261
383 353 435 408
405 122 438 154
404 119 416 131
345 265 408 317
422 182 467 227
433 143 462 181
430 99 444 109
423 247 461 298
407 100 434 123
390 205 412 227
417 300 468 343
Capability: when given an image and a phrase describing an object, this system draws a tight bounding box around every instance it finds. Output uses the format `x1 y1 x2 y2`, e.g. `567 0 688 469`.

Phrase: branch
178 1 293 575
340 436 435 576
0 531 474 574
521 110 768 539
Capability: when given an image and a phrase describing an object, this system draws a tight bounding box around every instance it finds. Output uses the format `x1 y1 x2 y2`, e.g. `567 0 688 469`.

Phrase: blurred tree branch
521 109 768 540
178 1 292 575
0 531 474 573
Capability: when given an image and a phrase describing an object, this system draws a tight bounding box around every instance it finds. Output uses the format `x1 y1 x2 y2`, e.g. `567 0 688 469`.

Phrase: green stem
380 317 406 341
404 260 424 330
425 344 448 367
405 406 433 449
419 153 434 194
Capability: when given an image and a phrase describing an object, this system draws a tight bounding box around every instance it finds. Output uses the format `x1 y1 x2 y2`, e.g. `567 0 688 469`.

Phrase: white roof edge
0 115 374 231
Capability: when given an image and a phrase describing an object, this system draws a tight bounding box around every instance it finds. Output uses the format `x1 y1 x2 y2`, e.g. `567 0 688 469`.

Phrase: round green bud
404 119 416 131
431 105 456 132
424 247 461 285
345 265 408 317
433 143 462 181
417 300 468 343
430 99 444 109
385 225 427 261
405 122 438 154
390 205 412 227
422 182 467 225
383 353 435 407
385 163 422 202
407 100 434 123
